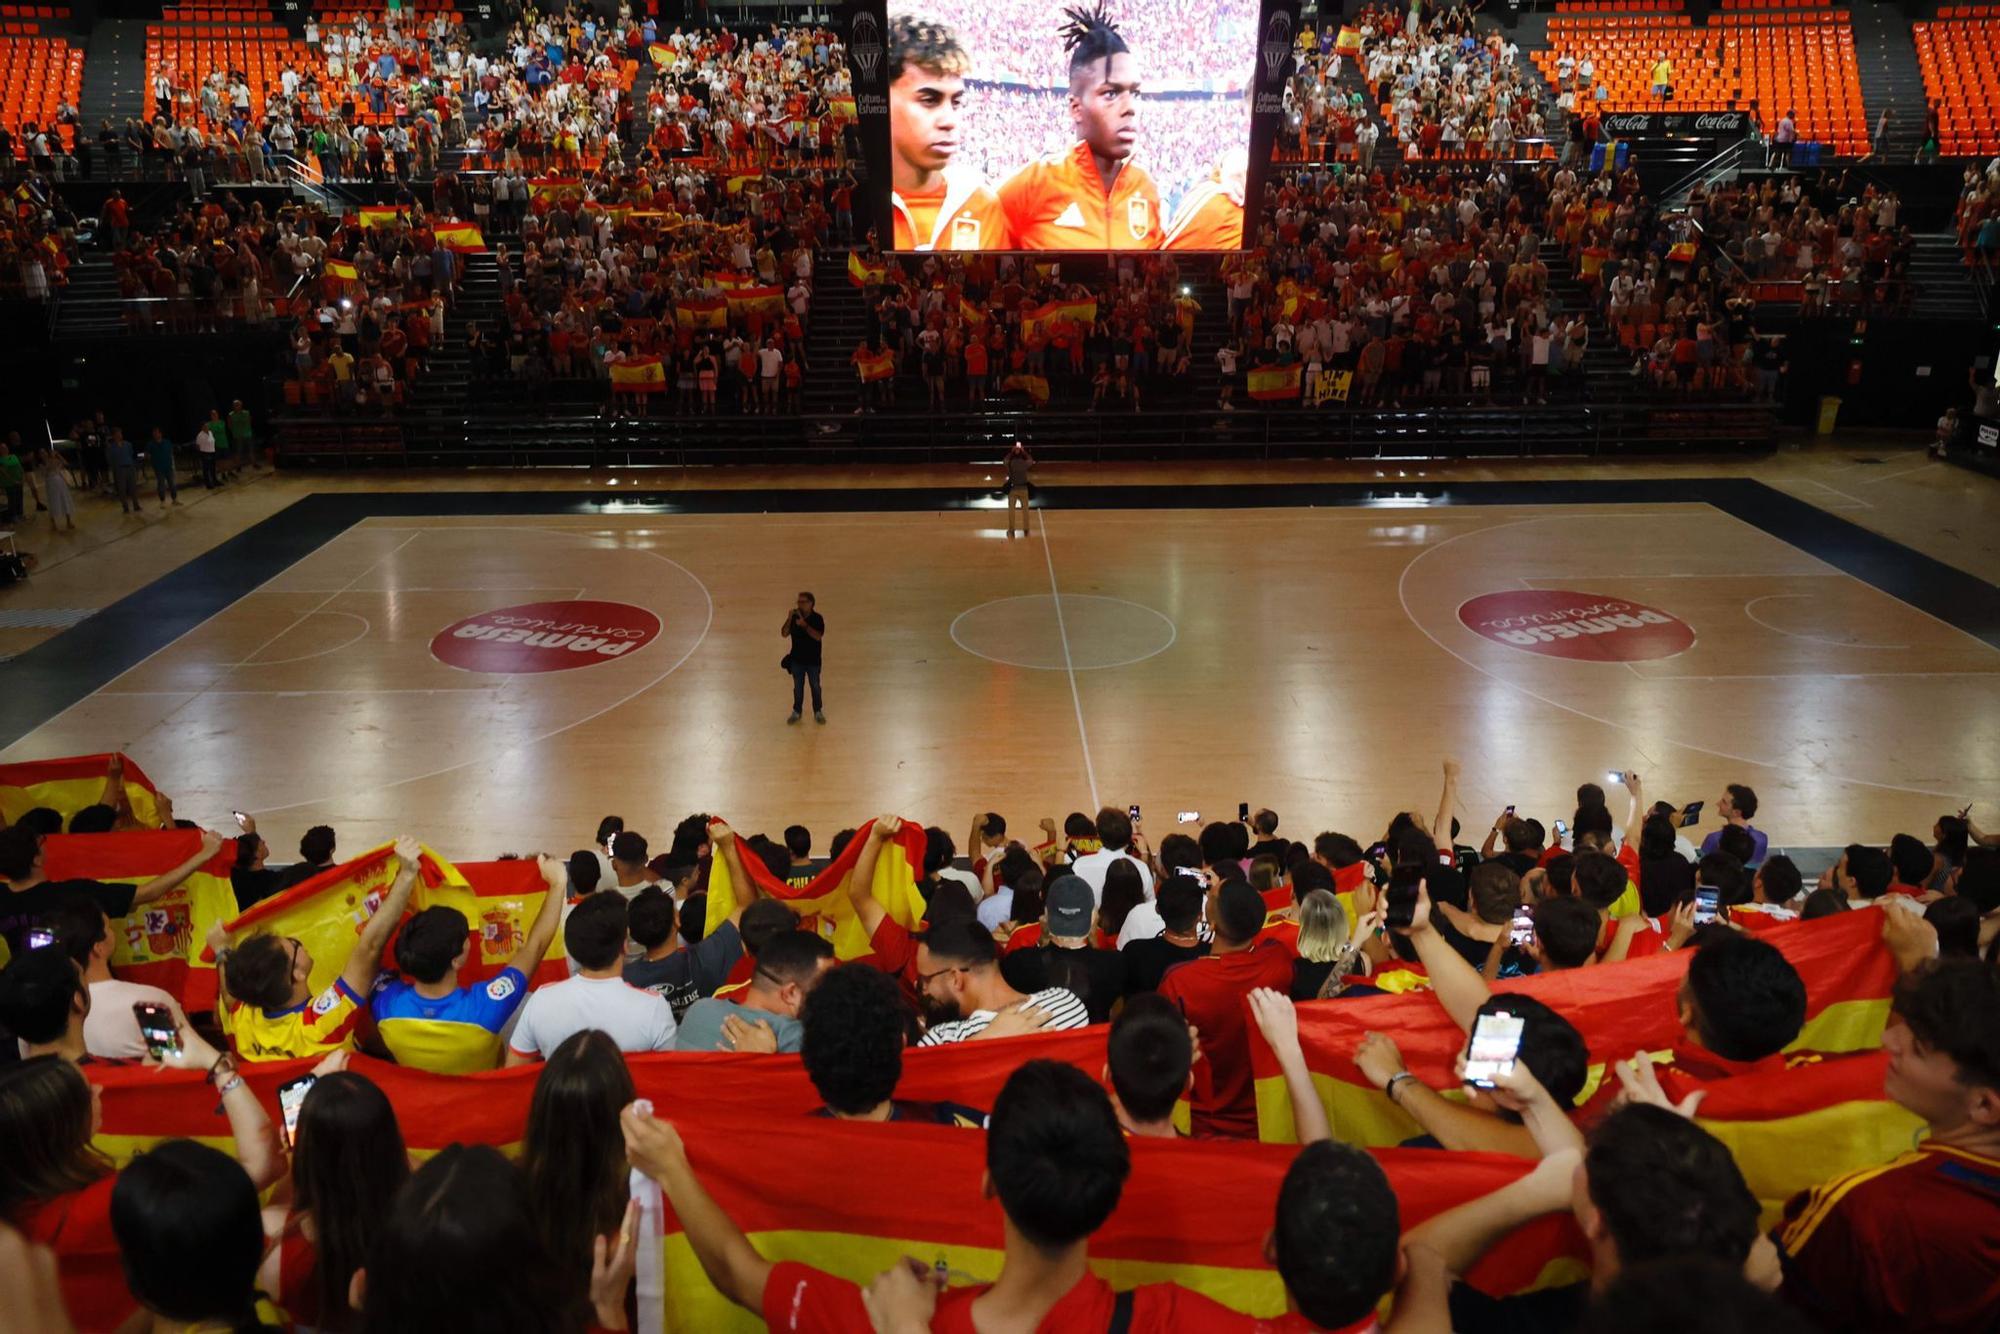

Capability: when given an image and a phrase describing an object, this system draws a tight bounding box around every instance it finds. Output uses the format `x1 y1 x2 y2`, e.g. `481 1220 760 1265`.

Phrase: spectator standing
193 421 218 489
106 428 140 514
146 428 179 506
1158 880 1295 1137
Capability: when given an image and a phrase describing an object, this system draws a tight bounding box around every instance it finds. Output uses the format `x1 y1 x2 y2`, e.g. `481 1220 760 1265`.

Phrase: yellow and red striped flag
724 284 785 317
41 830 239 1010
610 354 667 393
356 205 407 228
1667 240 1698 264
1336 24 1363 55
0 752 162 828
828 93 858 121
454 857 570 989
706 269 755 290
528 176 585 201
647 41 675 69
1001 372 1051 405
433 220 485 252
959 297 988 327
324 258 359 281
1022 297 1097 339
703 816 929 958
847 251 887 287
724 171 763 195
854 346 897 382
674 296 729 329
1247 365 1302 400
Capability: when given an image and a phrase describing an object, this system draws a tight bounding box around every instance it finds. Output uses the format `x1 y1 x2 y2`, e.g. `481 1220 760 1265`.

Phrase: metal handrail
1658 135 1756 206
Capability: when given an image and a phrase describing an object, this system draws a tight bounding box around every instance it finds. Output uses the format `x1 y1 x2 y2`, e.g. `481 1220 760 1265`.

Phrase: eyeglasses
914 965 964 989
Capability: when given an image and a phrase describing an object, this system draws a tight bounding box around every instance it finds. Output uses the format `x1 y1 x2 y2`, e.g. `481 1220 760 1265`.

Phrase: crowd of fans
1688 170 1914 316
903 0 1259 92
1325 3 1551 166
0 757 1996 1331
1956 156 2000 260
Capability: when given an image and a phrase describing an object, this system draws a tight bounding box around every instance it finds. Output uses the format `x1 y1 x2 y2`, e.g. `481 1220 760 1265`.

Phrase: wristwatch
1385 1071 1420 1104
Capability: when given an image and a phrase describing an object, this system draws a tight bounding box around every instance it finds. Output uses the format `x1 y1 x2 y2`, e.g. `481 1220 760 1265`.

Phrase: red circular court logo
430 600 661 674
1457 589 1694 661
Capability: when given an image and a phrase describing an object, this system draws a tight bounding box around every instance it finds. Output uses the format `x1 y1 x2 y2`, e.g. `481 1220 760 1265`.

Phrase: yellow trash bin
1816 396 1842 435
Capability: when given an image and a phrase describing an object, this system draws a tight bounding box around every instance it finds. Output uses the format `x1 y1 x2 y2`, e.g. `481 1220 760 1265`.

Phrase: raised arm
340 837 421 997
130 831 225 908
1401 882 1491 1031
1249 989 1329 1145
845 816 898 938
1619 771 1643 850
708 822 758 930
161 1021 286 1191
506 853 567 973
1398 1147 1579 1277
97 754 137 830
1433 757 1461 854
621 1106 772 1315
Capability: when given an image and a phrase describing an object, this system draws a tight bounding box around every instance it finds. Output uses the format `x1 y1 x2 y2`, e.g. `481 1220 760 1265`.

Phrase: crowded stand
1342 3 1555 164
0 753 1996 1331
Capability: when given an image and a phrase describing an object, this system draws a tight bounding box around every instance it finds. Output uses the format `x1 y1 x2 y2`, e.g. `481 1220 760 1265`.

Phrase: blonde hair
1294 889 1350 964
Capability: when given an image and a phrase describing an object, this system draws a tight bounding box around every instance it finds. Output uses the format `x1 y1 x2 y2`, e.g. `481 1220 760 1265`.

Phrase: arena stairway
78 19 148 133
50 259 127 336
1906 232 1986 321
1540 238 1648 399
1849 1 1930 163
801 249 873 416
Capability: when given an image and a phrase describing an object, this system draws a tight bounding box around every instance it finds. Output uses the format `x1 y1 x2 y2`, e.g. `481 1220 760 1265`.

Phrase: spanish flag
1023 297 1097 339
1247 365 1302 400
454 857 570 989
959 297 988 327
356 205 407 228
724 171 763 195
41 830 239 1011
707 269 755 290
204 842 471 1004
88 1047 1579 1333
528 176 585 202
324 258 359 281
674 296 728 329
1248 907 1898 1154
433 220 485 252
1589 200 1613 228
703 817 928 959
848 251 887 287
1000 372 1051 405
855 346 896 382
1667 240 1698 264
0 752 161 828
610 354 667 393
1578 246 1609 279
1336 24 1363 56
828 93 858 121
647 41 675 69
724 284 785 317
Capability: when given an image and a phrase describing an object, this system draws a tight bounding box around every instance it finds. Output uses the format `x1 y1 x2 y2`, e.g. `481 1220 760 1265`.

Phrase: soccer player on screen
888 16 1012 250
1163 142 1247 250
997 3 1162 250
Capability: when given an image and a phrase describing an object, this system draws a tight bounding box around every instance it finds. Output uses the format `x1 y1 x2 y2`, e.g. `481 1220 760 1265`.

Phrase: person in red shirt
1772 959 2000 1331
997 4 1161 250
886 16 1011 250
619 1060 1251 1332
1158 879 1295 1138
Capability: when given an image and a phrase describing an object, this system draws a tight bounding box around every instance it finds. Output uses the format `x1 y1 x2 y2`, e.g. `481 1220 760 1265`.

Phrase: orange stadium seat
1913 18 2000 156
145 18 320 129
1532 11 1868 154
0 35 82 152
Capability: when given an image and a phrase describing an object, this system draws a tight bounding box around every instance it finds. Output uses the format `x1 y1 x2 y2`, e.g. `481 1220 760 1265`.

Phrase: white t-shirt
757 347 783 378
916 986 1089 1044
1069 848 1154 906
507 974 677 1057
86 978 185 1061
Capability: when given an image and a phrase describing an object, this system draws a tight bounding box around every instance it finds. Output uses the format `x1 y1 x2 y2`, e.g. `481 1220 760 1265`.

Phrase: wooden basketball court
5 481 1996 860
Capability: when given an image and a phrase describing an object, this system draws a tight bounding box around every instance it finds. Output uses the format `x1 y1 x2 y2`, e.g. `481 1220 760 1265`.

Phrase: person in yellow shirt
217 836 421 1062
1650 52 1673 102
367 852 567 1073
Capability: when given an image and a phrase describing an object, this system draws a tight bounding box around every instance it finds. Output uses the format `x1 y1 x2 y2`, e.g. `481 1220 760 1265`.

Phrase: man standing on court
1004 440 1034 538
783 591 826 725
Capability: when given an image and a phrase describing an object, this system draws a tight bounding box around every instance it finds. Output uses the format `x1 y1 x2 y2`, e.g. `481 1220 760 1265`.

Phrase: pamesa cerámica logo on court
430 600 661 674
1457 589 1694 662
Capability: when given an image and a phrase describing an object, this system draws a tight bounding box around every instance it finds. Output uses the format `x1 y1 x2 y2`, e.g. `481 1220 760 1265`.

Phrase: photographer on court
781 591 827 725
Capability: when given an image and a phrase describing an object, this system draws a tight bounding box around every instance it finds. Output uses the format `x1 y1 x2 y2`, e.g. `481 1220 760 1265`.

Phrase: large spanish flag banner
828 92 858 121
528 176 586 203
1022 297 1097 340
1000 373 1051 406
40 830 238 1010
1336 24 1363 56
724 171 763 195
724 284 785 317
1247 364 1303 401
855 346 897 382
356 205 408 228
704 817 929 958
847 251 886 287
1248 909 1900 1211
0 752 161 827
89 1040 1581 1333
433 220 486 252
674 296 728 329
610 354 667 393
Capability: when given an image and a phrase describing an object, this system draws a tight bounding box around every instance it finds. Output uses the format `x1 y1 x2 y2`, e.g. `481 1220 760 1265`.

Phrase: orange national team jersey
1163 180 1244 250
998 140 1162 251
892 167 1012 251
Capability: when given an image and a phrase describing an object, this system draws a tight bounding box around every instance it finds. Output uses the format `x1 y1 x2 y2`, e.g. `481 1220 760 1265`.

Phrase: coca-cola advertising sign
1598 111 1750 138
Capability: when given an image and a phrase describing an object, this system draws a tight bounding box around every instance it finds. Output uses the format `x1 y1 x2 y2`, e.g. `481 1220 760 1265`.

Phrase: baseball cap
1046 875 1095 941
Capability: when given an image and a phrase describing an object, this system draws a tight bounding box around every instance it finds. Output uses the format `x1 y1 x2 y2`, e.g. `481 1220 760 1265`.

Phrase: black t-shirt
1002 944 1124 1023
788 610 825 667
1448 1279 1587 1334
1248 838 1290 864
1 879 138 956
1121 936 1209 997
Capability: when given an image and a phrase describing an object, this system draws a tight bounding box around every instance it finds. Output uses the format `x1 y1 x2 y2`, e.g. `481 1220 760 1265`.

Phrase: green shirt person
204 412 229 455
227 401 254 468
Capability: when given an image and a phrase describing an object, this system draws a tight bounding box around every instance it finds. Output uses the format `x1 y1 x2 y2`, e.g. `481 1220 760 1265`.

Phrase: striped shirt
916 986 1089 1045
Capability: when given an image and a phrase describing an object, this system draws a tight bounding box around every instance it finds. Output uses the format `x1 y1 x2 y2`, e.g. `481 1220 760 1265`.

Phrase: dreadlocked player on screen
888 14 1014 250
997 3 1162 250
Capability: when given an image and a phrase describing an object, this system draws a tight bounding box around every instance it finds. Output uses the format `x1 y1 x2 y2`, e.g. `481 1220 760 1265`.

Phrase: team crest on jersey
311 989 342 1016
1127 196 1151 240
951 213 980 248
485 974 519 1001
